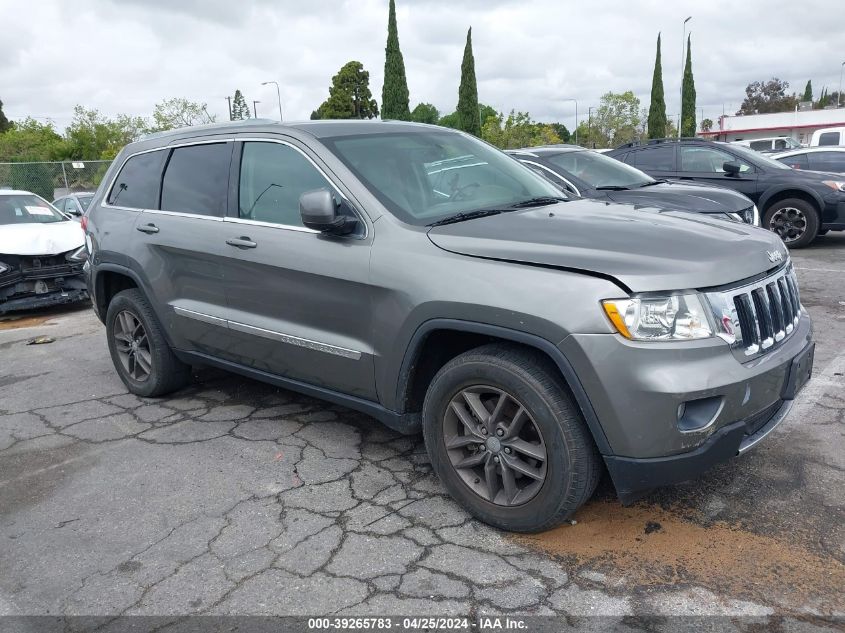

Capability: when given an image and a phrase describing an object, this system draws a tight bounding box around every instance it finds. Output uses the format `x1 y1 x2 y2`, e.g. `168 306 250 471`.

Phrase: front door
220 138 376 400
676 145 759 202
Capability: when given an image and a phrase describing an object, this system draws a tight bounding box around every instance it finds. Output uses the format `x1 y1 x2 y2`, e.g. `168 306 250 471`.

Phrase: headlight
66 246 87 262
602 294 713 341
822 180 845 193
729 206 759 225
752 204 760 226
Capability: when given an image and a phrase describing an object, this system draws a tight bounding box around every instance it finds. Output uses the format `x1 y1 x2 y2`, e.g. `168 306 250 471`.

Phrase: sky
1 0 844 133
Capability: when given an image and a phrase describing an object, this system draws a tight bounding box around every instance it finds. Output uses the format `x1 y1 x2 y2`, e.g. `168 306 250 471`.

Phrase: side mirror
299 189 356 235
723 161 741 175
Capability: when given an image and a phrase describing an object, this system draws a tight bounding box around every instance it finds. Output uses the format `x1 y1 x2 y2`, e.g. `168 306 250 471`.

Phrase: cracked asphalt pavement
0 235 843 627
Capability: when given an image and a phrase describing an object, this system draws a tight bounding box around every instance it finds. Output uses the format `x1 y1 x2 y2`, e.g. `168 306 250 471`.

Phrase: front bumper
560 311 813 500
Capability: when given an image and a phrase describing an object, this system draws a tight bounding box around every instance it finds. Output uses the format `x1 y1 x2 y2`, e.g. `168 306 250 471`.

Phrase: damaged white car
0 190 89 314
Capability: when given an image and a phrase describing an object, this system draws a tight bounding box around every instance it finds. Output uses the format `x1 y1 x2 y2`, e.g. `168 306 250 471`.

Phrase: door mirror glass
299 189 355 234
723 161 741 175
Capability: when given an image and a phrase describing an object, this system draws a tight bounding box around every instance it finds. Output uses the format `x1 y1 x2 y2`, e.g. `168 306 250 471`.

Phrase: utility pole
225 96 232 121
253 100 260 118
680 16 691 138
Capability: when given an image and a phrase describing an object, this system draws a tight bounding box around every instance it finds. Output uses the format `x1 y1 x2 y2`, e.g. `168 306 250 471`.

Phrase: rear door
624 144 677 180
128 139 236 357
676 145 759 201
807 151 845 174
220 137 376 399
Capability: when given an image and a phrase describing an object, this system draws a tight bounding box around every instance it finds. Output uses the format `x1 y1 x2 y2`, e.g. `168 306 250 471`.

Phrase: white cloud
1 0 843 134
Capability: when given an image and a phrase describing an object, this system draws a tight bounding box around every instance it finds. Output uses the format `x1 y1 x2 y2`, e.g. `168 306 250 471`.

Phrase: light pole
261 81 283 121
839 61 844 108
562 98 578 145
587 106 595 147
225 96 232 121
253 100 261 118
680 16 691 138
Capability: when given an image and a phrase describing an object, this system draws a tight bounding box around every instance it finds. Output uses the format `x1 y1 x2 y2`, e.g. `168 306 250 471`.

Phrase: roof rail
614 136 707 150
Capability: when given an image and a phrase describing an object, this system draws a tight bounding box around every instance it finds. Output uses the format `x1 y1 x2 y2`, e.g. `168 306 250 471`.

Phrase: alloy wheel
769 207 807 243
442 385 548 506
113 310 152 382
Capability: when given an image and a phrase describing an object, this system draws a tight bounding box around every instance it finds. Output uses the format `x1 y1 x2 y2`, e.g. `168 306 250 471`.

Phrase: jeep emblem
767 250 784 263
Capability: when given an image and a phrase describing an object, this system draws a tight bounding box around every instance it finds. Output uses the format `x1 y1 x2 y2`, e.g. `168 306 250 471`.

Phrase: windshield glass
77 194 94 210
0 194 67 225
321 130 566 225
719 142 791 170
545 150 654 188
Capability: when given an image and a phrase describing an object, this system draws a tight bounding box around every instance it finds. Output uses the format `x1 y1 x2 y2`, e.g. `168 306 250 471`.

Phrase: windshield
321 130 566 225
545 150 654 188
0 194 67 225
719 142 791 170
77 194 94 211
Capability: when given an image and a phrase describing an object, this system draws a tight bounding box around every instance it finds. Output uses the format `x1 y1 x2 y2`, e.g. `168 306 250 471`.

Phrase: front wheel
422 344 601 532
763 198 819 249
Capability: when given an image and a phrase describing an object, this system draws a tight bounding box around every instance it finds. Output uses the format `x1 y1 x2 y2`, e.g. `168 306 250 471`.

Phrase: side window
779 154 809 170
750 140 771 151
773 139 790 150
53 198 66 212
630 145 675 171
65 198 81 214
160 143 231 216
680 146 751 173
108 150 167 209
239 142 337 227
808 152 845 173
817 132 840 147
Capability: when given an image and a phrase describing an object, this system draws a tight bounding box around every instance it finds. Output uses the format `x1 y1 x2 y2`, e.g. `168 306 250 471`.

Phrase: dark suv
607 138 845 248
84 120 814 532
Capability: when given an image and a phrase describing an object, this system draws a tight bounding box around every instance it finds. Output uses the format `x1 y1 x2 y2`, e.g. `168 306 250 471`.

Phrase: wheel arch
758 187 824 216
395 319 612 455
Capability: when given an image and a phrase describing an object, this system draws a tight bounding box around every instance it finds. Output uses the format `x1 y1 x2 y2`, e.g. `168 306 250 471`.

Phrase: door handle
136 223 159 234
226 236 257 249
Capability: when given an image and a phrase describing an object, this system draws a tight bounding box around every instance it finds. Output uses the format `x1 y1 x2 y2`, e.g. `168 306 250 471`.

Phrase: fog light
676 396 723 433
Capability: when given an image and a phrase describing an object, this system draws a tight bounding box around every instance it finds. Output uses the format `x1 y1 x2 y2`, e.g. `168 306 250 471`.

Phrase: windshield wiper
594 185 631 191
508 196 568 208
637 179 667 188
427 209 506 227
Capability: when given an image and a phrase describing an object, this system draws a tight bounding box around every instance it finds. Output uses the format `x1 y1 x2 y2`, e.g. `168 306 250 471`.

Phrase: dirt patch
0 315 55 331
515 500 845 615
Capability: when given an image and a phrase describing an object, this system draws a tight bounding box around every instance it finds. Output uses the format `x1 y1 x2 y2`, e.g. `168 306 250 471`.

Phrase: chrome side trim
174 305 362 360
144 209 224 222
223 217 319 234
174 306 227 327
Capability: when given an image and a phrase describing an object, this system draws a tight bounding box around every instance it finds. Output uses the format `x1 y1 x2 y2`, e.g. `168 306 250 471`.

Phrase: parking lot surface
1 235 843 626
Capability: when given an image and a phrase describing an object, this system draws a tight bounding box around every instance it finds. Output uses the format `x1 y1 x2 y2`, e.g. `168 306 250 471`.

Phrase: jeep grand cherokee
84 120 814 532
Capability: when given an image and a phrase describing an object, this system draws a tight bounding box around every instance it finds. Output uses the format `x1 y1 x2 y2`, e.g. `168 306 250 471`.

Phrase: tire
422 343 601 533
105 289 191 397
763 198 819 249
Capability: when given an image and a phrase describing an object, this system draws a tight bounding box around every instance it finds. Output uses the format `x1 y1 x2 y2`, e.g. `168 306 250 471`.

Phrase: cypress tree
802 80 813 102
231 90 251 120
680 34 697 137
647 33 667 139
456 27 481 136
381 0 411 120
0 98 10 134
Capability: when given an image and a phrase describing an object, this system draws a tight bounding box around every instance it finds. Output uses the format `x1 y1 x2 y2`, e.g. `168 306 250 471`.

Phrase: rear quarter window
817 132 841 146
629 145 675 171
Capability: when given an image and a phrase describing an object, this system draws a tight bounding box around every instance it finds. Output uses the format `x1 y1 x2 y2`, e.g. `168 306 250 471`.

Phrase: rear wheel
763 198 819 249
422 344 601 532
106 289 191 397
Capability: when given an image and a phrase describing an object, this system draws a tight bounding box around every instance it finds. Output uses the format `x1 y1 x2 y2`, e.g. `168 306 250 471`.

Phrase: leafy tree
0 118 67 162
739 78 797 114
595 91 643 147
312 61 379 120
0 98 10 134
64 106 148 160
410 103 439 124
815 88 841 109
439 103 495 130
456 28 481 136
701 118 714 132
151 98 215 130
647 33 667 139
437 111 460 128
802 80 813 103
680 35 696 137
231 89 251 120
481 110 562 149
548 123 570 143
381 0 410 120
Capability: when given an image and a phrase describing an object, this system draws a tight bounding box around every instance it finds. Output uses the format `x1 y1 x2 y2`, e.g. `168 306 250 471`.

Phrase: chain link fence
0 160 113 202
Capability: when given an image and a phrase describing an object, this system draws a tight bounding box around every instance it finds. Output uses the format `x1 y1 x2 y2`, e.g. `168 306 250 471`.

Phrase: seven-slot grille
713 266 802 358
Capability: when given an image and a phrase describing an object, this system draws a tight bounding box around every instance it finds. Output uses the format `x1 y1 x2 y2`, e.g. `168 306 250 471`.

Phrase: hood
427 199 786 293
605 180 752 214
0 221 85 256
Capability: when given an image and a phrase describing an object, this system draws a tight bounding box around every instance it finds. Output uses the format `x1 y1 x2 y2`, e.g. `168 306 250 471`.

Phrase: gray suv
84 120 814 532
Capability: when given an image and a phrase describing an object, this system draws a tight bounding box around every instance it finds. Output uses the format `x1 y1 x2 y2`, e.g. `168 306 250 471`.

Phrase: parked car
52 192 95 220
772 147 845 174
85 120 813 532
607 138 845 248
810 126 845 147
730 137 802 153
506 145 759 225
0 190 89 313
